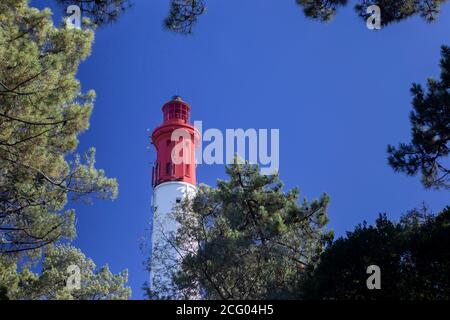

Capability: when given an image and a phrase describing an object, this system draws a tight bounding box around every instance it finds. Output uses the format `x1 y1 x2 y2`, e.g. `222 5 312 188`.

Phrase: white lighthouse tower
150 96 199 296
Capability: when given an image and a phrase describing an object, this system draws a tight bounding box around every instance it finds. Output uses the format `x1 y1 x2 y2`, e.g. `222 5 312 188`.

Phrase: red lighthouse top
151 96 199 188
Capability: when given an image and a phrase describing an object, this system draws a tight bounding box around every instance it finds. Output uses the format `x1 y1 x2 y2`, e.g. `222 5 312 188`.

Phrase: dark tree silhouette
303 206 450 300
56 0 132 26
354 0 447 27
388 45 450 189
164 0 206 34
163 0 448 34
296 0 348 22
145 161 332 299
53 0 449 33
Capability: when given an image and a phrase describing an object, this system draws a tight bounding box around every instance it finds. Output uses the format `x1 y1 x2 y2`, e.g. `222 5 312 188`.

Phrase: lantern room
151 96 199 188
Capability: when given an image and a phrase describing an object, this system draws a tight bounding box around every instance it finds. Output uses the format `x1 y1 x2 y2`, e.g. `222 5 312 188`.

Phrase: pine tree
0 0 118 256
303 206 450 299
388 45 449 189
146 160 332 299
297 0 448 26
354 0 447 26
50 0 450 34
163 0 449 34
0 244 131 300
0 0 129 299
164 0 206 34
296 0 348 22
55 0 132 26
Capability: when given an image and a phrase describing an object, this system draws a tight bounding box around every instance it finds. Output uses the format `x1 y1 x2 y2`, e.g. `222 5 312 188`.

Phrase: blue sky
32 0 449 299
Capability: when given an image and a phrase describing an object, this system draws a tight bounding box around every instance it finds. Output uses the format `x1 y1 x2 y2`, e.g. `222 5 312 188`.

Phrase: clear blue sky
33 0 449 299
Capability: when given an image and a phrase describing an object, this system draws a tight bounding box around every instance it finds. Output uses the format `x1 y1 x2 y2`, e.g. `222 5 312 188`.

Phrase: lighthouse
150 96 199 295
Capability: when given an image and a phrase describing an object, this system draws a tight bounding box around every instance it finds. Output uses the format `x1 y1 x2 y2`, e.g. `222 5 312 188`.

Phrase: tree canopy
388 45 450 189
146 161 332 299
299 0 448 25
52 0 449 34
303 206 450 299
0 0 129 299
56 0 132 26
164 0 449 34
0 244 130 300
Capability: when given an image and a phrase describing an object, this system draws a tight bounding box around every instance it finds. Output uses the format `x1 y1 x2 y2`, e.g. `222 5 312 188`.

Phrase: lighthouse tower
150 96 199 293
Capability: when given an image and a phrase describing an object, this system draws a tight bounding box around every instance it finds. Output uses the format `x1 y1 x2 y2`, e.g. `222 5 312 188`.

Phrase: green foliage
0 0 118 257
164 0 206 35
296 0 348 22
355 0 447 26
298 0 448 26
0 0 129 300
163 0 448 34
0 244 131 300
388 45 449 189
303 206 450 299
55 0 132 27
47 0 450 35
146 160 332 299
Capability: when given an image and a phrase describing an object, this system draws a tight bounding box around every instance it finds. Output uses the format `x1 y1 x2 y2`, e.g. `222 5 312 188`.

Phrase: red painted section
151 96 199 187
